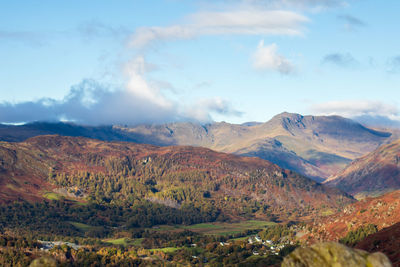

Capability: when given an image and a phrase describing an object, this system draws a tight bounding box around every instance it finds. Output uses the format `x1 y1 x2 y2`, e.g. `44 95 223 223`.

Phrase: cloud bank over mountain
0 56 241 125
310 100 400 127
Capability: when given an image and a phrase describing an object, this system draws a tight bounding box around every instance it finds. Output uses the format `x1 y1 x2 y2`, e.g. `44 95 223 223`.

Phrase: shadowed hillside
355 222 400 266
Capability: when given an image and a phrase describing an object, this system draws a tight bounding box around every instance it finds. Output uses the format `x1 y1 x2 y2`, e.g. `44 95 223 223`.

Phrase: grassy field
152 220 276 236
321 209 335 216
103 238 144 247
228 235 252 242
149 247 182 253
68 221 93 231
43 192 62 200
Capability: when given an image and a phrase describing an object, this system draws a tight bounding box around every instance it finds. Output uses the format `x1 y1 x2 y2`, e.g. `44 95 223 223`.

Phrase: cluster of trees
339 224 378 246
0 235 41 248
0 199 221 239
258 224 296 242
0 248 32 267
44 147 331 222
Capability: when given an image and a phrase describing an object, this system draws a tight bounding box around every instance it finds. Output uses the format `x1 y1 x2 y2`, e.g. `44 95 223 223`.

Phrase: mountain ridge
0 112 396 181
325 138 400 198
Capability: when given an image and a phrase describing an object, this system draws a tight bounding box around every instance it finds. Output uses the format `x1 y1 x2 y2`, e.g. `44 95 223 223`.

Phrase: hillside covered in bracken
303 190 400 244
325 139 400 199
355 222 400 266
0 135 353 222
3 1 400 265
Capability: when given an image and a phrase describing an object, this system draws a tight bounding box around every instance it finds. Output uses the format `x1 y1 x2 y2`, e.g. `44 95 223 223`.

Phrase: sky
1 0 400 125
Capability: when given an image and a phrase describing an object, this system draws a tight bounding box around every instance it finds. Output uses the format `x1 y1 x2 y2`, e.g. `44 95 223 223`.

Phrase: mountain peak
271 112 304 120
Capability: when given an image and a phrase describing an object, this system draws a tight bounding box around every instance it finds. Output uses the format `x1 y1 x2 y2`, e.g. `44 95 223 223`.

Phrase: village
38 240 82 251
216 234 295 257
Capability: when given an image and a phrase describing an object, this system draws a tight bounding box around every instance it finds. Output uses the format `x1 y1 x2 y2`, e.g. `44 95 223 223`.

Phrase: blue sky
1 0 400 125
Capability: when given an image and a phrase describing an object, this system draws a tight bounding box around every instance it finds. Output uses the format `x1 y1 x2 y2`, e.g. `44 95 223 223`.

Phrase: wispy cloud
387 55 400 73
1 21 130 47
129 9 308 47
77 20 129 41
310 100 400 122
337 14 366 31
185 98 243 122
0 30 45 47
194 81 212 89
252 41 295 74
217 0 347 9
322 52 358 67
0 56 241 125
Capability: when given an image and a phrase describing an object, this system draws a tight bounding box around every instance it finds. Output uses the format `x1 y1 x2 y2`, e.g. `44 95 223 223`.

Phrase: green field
149 247 182 253
321 209 335 216
153 220 276 236
69 221 93 231
43 192 62 200
228 235 252 242
103 238 143 247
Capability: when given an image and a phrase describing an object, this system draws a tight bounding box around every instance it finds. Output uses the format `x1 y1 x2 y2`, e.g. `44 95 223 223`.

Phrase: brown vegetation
0 135 353 220
304 190 400 243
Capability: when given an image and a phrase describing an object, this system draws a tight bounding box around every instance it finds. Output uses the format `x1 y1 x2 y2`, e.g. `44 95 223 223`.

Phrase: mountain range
1 113 400 265
1 112 397 182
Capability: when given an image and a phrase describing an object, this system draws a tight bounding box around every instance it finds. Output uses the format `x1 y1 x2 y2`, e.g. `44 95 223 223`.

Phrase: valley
0 119 399 266
3 1 400 265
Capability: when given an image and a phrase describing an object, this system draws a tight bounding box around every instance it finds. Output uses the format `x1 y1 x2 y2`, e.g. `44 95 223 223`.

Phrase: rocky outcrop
282 242 392 267
29 257 57 267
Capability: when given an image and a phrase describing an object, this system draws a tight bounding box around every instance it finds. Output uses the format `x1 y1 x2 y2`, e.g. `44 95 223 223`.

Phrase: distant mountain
98 112 396 181
353 114 400 129
303 190 400 243
0 135 353 221
325 139 400 199
0 112 395 181
0 122 136 143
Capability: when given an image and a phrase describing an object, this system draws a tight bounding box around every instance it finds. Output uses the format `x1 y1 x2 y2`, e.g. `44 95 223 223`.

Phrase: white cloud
123 56 172 109
129 9 308 47
310 100 400 121
184 98 243 122
252 41 295 74
0 56 241 125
